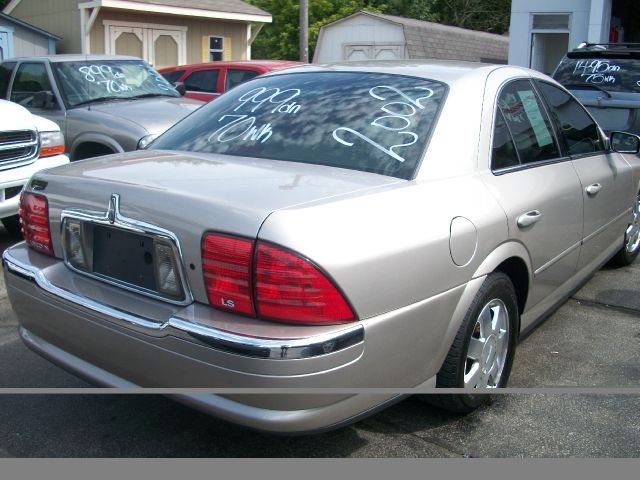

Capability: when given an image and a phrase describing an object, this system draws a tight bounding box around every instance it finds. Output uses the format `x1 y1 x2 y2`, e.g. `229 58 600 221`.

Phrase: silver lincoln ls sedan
3 61 640 434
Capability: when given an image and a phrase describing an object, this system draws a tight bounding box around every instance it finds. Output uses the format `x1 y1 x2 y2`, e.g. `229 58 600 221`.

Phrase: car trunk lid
29 149 403 304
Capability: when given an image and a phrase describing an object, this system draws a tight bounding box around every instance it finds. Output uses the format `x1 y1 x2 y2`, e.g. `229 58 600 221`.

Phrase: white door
530 32 569 74
105 22 186 67
110 26 144 58
150 29 182 69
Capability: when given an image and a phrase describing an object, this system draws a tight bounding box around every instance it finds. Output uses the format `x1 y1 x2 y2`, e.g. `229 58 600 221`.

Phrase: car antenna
85 53 91 111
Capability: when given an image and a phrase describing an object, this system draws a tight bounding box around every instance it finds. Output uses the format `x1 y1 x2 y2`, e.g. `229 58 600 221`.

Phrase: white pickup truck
1 99 69 235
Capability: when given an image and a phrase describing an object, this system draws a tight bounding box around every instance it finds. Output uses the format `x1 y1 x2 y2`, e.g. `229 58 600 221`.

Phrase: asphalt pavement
1 224 639 457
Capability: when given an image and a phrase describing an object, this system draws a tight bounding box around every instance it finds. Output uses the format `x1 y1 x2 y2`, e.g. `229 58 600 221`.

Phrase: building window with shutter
208 36 224 61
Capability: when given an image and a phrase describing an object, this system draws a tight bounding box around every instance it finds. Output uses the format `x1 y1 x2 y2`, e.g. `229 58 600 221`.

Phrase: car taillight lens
255 243 355 324
202 234 255 316
19 192 54 256
202 233 355 324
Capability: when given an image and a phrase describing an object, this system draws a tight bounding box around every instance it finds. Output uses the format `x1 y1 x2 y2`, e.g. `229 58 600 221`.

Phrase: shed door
105 23 186 68
344 44 404 61
151 30 181 69
111 26 144 58
344 45 372 61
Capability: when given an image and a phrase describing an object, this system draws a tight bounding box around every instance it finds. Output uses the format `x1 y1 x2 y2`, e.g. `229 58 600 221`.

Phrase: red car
159 60 303 101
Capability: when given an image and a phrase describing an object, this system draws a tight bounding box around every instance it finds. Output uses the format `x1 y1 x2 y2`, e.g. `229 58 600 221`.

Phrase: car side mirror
610 131 640 154
32 90 58 110
173 82 186 96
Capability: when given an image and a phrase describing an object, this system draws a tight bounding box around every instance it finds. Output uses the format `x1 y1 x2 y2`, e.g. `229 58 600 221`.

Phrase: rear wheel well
72 142 115 161
494 257 529 317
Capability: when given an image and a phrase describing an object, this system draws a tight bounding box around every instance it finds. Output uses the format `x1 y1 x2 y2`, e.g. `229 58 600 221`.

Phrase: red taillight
201 233 355 325
255 243 355 324
19 192 54 256
202 234 255 316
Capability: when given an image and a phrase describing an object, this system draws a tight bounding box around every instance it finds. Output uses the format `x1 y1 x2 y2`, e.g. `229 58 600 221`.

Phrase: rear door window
535 80 604 156
184 69 220 93
10 62 54 108
491 109 520 170
494 79 560 167
161 70 185 84
225 69 261 91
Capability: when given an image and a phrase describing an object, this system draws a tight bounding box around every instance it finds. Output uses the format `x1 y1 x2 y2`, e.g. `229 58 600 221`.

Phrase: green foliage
246 1 387 60
246 0 511 61
404 0 510 33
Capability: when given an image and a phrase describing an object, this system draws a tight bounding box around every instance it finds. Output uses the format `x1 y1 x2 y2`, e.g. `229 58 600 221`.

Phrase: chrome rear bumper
3 244 364 361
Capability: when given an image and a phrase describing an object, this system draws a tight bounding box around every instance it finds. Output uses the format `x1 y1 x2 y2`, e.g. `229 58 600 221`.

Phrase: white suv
1 99 69 236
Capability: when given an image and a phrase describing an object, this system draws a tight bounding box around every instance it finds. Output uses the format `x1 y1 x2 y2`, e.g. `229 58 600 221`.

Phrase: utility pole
299 0 309 62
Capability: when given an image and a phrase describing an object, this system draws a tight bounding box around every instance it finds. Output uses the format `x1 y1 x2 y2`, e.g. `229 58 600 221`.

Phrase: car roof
567 43 640 58
262 60 527 85
5 54 142 63
158 60 304 72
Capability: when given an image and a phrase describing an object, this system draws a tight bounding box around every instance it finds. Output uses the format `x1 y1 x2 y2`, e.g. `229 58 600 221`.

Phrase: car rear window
553 55 640 93
151 71 447 179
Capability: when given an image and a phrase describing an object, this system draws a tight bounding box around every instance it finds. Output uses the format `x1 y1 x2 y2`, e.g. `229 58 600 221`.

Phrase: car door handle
517 210 542 228
585 183 603 196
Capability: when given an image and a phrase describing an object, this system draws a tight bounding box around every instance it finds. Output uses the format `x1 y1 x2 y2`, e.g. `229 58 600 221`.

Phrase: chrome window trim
60 193 193 306
2 249 365 360
491 155 573 175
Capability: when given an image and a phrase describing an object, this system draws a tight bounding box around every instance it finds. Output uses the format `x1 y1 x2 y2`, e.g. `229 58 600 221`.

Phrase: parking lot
1 225 639 457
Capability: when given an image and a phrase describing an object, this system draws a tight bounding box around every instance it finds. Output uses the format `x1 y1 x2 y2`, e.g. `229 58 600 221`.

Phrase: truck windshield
52 60 180 107
151 71 447 180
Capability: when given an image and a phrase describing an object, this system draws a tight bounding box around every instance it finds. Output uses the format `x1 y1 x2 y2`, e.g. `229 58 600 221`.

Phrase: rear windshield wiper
562 82 612 98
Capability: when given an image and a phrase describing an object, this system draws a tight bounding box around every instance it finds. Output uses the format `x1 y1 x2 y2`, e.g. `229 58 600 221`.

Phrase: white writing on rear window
332 85 433 163
572 60 621 84
208 87 302 144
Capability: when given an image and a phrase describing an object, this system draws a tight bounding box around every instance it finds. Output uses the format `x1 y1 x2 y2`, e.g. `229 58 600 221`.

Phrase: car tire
610 193 640 267
424 272 519 413
1 215 22 237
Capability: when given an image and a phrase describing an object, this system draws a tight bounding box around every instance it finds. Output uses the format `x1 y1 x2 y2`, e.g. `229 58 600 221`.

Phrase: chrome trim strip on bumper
170 317 364 359
2 249 364 360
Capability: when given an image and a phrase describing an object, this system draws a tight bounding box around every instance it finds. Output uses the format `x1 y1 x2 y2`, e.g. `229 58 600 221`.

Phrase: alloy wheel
464 298 510 388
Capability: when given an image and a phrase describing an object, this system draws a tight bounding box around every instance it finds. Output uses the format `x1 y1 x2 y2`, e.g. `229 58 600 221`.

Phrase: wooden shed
0 12 60 60
3 0 272 69
313 11 508 64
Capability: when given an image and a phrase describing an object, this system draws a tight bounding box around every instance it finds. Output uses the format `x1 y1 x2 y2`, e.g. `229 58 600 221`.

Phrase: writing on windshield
53 60 179 107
